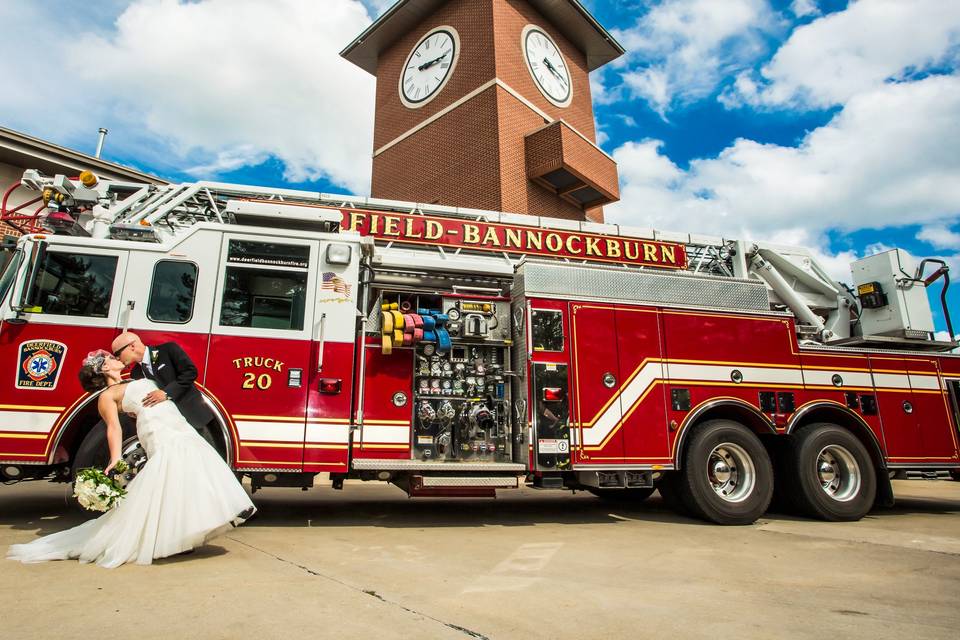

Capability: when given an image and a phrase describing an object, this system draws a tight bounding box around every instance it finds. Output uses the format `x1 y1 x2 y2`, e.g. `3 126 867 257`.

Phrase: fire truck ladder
3 169 953 350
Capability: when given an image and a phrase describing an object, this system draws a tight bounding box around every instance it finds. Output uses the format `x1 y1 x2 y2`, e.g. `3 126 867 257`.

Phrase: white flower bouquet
73 461 129 512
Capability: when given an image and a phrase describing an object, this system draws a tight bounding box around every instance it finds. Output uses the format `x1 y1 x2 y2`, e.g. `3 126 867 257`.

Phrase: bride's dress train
7 378 254 568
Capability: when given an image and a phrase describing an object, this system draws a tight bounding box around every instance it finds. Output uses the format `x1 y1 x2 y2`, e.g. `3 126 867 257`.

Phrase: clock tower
341 0 623 222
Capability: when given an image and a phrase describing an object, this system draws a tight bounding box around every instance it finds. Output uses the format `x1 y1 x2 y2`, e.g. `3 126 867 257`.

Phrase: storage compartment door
569 303 624 463
615 306 669 464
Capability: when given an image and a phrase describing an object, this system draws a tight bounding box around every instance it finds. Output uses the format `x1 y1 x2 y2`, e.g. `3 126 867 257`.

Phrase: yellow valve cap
79 171 99 188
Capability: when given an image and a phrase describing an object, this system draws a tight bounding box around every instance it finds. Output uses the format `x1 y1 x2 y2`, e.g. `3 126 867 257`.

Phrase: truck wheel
586 487 655 502
784 423 876 521
679 420 773 525
71 418 138 475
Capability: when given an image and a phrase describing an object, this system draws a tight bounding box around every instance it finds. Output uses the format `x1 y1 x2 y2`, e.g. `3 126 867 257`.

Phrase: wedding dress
7 378 255 568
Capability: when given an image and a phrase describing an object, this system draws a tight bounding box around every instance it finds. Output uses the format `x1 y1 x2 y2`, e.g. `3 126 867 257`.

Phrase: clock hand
542 58 568 87
418 51 449 72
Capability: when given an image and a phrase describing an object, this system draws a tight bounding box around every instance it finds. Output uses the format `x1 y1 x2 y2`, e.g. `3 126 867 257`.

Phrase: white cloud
608 0 778 115
1 0 376 192
725 0 960 109
790 0 820 19
607 75 960 278
917 225 960 251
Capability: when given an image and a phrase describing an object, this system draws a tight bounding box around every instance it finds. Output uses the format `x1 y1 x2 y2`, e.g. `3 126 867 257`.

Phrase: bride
7 350 255 568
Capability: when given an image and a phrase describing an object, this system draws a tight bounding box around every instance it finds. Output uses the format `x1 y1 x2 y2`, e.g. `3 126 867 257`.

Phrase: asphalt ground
2 478 959 639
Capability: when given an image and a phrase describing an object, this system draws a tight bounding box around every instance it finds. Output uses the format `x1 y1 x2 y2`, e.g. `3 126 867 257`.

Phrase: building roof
0 126 166 184
341 0 625 74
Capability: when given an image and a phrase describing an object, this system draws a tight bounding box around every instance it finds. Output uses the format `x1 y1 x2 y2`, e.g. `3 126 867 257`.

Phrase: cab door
206 235 319 472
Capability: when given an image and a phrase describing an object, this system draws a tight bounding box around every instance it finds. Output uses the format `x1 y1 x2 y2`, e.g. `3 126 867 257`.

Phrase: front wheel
679 420 774 525
783 423 876 521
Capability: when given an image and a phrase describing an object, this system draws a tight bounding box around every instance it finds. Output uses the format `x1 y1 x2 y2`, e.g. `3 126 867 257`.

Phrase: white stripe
235 420 304 443
909 374 942 391
0 411 58 433
666 363 804 385
872 373 910 390
305 423 350 444
802 370 874 388
361 424 410 444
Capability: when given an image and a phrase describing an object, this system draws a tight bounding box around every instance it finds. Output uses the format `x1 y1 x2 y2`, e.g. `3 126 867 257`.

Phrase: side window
148 261 198 323
219 240 309 330
28 252 117 317
531 309 564 352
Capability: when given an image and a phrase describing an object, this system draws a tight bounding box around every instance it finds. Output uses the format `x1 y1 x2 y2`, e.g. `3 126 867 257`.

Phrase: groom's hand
142 390 168 407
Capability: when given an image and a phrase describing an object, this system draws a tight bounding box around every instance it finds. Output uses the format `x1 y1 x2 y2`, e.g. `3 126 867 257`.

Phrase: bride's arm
97 389 123 474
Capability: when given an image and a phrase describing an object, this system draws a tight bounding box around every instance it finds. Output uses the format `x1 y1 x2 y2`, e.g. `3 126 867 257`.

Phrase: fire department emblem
17 340 67 390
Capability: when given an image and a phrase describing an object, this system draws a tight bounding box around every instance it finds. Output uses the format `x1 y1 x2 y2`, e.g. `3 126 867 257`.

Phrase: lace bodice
120 378 158 417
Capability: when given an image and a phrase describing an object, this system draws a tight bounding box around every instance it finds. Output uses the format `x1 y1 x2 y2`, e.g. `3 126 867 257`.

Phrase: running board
353 459 526 471
407 475 521 498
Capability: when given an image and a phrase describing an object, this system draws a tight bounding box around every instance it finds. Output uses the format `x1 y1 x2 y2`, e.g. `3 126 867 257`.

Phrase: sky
2 0 959 338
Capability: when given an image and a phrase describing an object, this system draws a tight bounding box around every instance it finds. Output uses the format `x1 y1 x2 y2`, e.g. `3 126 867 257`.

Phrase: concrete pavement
2 479 959 639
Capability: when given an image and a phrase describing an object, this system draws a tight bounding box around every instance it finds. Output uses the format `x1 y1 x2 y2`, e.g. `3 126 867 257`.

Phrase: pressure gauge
447 308 461 321
442 380 452 389
466 376 476 385
419 379 430 391
423 343 436 356
431 379 442 391
443 362 452 373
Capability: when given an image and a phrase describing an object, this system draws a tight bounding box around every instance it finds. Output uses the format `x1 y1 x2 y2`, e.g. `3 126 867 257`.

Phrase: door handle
602 372 616 388
316 313 327 372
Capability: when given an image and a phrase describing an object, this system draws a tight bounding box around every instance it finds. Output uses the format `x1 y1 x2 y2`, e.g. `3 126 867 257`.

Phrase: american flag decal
321 272 351 296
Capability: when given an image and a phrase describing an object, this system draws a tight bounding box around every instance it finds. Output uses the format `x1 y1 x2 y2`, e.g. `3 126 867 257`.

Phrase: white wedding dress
7 378 255 568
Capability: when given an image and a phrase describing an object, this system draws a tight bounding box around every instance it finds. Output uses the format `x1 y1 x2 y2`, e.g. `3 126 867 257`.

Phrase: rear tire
783 423 876 521
586 487 655 502
678 420 774 525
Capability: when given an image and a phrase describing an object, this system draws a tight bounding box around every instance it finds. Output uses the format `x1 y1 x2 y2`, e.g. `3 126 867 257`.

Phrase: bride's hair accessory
82 349 111 370
78 349 113 393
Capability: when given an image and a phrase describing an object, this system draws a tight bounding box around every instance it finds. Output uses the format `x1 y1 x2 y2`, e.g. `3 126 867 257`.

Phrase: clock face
399 26 460 109
522 25 572 108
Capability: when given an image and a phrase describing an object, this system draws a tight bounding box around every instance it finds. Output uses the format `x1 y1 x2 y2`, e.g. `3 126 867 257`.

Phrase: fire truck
0 169 957 525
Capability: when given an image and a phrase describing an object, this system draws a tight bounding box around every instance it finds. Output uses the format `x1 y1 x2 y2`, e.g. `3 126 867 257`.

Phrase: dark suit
131 342 214 432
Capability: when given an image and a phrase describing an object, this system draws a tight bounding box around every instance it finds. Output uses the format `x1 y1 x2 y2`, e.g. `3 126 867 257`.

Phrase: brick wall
372 88 503 211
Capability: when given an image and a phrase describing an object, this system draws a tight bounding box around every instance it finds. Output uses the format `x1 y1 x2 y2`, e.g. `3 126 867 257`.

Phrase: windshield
0 248 23 307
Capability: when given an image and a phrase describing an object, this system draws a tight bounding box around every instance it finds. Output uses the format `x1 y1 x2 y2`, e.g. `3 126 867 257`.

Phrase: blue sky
2 0 958 336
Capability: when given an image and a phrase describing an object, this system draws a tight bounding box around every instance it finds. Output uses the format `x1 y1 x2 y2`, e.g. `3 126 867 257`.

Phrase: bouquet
73 460 129 512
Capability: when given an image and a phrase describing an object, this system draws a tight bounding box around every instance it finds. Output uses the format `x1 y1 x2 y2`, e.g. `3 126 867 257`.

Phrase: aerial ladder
2 168 954 352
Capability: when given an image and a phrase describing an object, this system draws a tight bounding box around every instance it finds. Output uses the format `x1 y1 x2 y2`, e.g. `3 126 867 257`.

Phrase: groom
110 332 215 442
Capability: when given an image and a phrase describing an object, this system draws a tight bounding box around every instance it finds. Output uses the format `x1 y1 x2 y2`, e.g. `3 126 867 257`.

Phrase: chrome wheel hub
706 443 756 503
816 445 860 502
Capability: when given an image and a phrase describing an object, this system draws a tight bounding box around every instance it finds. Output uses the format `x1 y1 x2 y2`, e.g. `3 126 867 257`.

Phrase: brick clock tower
341 0 624 222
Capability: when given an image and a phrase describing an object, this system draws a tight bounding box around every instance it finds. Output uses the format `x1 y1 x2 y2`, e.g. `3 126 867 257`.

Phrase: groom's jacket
130 342 214 431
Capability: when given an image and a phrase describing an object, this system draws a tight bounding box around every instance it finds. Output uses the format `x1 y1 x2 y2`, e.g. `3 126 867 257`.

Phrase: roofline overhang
341 0 625 75
0 126 167 184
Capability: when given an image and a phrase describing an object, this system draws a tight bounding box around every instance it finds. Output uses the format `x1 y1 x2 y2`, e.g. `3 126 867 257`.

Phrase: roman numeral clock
342 0 624 222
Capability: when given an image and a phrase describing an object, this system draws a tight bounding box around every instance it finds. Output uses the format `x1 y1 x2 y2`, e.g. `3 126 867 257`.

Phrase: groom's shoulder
156 341 187 355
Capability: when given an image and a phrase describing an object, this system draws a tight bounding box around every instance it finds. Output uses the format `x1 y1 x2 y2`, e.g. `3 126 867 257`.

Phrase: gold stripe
304 444 349 450
358 444 409 449
233 415 303 423
0 404 65 412
364 420 411 426
0 433 48 440
239 441 303 448
0 452 46 458
307 417 351 423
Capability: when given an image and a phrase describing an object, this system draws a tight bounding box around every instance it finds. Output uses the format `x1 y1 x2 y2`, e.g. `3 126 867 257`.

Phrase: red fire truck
0 169 957 525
